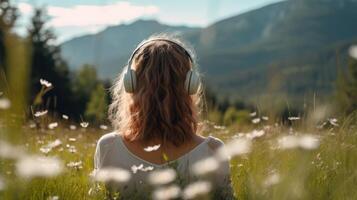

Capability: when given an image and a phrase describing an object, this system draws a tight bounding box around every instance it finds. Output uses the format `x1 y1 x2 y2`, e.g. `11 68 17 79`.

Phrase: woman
93 34 235 199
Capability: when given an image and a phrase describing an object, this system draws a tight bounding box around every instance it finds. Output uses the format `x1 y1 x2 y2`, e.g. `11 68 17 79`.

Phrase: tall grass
0 114 356 199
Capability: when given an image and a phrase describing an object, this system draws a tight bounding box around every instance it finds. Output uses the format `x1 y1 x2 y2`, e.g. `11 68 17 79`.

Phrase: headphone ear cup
185 70 200 95
123 69 137 93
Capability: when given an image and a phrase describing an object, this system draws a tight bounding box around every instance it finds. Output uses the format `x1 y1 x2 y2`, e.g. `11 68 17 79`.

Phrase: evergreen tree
0 0 18 83
28 8 73 115
336 58 357 114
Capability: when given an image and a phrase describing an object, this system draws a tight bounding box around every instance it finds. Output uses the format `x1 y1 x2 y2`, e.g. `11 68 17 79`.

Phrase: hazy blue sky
14 0 283 43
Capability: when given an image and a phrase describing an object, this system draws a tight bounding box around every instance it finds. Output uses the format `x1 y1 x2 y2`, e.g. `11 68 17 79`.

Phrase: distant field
1 115 356 200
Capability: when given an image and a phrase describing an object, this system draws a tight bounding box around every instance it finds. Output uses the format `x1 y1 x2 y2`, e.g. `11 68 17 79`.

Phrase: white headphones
123 38 200 95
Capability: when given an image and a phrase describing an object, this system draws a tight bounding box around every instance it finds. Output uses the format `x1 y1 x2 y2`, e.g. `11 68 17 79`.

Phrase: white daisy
34 110 48 117
16 155 63 178
144 144 161 152
40 79 52 88
148 168 177 185
80 122 89 128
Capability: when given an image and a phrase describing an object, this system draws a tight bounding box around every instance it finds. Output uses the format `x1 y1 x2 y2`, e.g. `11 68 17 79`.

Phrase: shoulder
206 136 225 151
96 132 120 148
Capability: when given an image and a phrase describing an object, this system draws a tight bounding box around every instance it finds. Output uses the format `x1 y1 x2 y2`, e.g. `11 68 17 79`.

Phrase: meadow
1 110 356 200
1 1 357 199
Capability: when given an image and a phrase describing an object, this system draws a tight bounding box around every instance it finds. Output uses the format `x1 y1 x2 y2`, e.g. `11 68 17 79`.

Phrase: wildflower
277 135 319 150
99 125 108 130
251 118 261 124
131 164 154 174
34 110 48 117
246 130 265 139
93 167 131 183
144 144 161 152
148 168 177 185
48 122 58 129
62 115 69 120
191 157 219 176
250 111 257 117
47 139 62 149
262 116 269 121
288 117 300 121
29 123 37 128
131 164 143 174
349 45 357 59
182 181 212 199
299 135 320 150
213 125 226 130
40 79 52 88
67 161 83 169
69 125 77 130
142 166 154 172
40 140 60 154
40 146 52 154
216 138 252 161
0 98 11 109
67 145 77 153
152 184 181 200
277 135 299 149
263 171 280 187
263 125 272 130
68 138 77 142
328 118 339 126
16 155 63 178
80 122 89 128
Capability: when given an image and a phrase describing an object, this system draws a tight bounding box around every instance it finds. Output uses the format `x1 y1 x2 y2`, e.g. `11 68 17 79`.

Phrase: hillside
61 0 357 102
191 0 357 99
61 19 200 76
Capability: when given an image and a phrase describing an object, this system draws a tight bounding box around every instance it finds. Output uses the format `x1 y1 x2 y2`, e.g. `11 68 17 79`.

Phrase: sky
13 0 284 43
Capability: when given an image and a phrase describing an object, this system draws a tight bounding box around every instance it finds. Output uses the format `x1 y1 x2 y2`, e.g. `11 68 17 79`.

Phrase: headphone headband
123 38 200 94
127 38 194 73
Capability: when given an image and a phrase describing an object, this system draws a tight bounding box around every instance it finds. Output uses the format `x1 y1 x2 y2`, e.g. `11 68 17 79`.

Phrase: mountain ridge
60 0 357 101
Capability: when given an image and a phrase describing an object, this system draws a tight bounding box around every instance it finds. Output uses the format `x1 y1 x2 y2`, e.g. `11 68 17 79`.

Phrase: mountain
60 20 200 77
61 0 357 102
187 0 357 99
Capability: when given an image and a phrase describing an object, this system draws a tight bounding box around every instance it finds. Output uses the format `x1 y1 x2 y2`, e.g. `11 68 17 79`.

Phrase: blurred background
0 0 357 127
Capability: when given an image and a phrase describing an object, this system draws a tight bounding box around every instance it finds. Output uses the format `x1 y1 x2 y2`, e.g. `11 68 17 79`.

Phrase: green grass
0 117 357 200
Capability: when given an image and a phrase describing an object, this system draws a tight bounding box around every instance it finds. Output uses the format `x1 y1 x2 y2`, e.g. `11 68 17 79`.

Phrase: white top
93 132 235 199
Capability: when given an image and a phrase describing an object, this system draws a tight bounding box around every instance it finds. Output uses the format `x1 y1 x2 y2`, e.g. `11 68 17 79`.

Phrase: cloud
18 2 34 15
47 2 159 27
17 1 159 28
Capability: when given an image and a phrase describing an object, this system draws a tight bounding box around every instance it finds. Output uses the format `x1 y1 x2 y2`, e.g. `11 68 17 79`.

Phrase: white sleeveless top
93 132 235 199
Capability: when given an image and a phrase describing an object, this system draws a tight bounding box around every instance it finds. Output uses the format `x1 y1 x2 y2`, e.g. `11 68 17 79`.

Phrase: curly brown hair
108 34 204 147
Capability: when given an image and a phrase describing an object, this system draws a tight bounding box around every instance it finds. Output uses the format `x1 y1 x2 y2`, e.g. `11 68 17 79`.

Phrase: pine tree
0 0 18 89
28 8 73 115
0 0 18 68
335 58 357 114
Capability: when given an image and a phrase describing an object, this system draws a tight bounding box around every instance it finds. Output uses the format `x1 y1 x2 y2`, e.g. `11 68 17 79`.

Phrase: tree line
0 0 356 126
0 1 108 124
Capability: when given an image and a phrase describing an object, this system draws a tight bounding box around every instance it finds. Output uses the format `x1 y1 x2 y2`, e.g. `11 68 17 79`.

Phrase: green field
1 114 356 200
